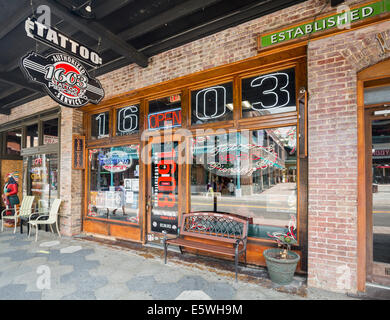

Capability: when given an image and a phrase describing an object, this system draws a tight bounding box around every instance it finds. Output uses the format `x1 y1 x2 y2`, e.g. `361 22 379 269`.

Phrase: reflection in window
6 130 22 155
190 126 297 240
26 124 39 148
91 112 109 139
365 85 390 105
88 145 140 224
191 82 233 125
372 119 390 263
242 68 296 118
24 154 58 212
43 119 59 144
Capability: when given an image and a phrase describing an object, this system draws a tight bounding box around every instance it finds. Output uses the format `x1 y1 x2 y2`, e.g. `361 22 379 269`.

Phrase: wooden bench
163 211 249 281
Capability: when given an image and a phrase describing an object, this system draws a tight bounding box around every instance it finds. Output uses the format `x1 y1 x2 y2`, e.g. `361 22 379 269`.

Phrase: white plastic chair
28 199 61 242
1 196 35 234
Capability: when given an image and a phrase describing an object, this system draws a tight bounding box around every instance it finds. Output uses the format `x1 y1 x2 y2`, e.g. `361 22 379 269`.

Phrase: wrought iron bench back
179 212 248 243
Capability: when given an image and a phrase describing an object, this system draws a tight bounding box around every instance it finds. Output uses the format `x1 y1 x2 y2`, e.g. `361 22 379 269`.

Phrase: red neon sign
148 108 181 130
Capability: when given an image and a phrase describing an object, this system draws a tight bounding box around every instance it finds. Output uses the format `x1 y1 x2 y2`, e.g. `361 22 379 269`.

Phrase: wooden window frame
81 44 308 267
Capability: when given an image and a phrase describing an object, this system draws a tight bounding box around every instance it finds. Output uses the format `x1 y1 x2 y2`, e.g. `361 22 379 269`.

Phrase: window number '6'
118 106 138 133
250 72 290 110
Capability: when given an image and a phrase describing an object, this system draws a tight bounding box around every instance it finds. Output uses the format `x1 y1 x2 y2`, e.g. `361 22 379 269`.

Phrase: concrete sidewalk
0 229 357 300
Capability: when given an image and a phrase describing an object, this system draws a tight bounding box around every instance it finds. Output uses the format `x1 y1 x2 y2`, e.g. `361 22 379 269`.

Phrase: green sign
260 0 390 48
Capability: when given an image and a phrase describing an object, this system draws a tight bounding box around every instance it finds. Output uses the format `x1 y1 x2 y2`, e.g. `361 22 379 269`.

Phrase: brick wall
307 20 390 293
0 0 385 292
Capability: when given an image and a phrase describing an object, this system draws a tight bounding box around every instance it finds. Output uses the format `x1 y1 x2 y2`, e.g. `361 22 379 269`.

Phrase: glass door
146 140 181 244
368 106 390 285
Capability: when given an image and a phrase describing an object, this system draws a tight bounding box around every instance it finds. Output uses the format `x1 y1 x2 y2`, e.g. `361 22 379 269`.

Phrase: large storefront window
88 145 140 224
190 126 297 239
24 153 59 211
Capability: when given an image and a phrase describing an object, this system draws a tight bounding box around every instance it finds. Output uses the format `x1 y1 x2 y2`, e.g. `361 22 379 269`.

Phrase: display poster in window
72 135 85 170
124 178 132 191
151 142 179 234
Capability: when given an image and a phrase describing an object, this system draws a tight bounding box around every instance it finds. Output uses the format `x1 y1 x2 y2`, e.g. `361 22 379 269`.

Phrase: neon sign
117 106 138 134
148 108 181 130
195 86 227 120
99 150 133 173
242 68 296 113
250 72 290 109
206 144 283 176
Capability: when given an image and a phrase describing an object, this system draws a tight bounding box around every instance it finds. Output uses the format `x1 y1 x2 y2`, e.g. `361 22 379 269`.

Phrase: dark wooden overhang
0 0 306 115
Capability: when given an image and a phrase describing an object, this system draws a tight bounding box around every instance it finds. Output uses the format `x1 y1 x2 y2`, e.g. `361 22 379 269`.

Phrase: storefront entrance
367 105 390 286
358 59 390 291
146 139 182 244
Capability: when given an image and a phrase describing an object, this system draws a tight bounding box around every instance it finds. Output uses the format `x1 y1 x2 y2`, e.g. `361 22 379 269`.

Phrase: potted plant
263 215 300 285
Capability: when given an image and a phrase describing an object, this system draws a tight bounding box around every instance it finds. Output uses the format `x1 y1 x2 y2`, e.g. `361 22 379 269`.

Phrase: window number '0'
195 86 227 120
250 72 290 109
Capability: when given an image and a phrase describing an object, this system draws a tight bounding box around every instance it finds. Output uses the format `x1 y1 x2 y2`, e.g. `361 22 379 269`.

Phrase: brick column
307 21 390 293
59 107 84 236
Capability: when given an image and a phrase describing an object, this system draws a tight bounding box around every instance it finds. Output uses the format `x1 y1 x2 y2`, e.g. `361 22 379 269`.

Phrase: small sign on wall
72 135 85 170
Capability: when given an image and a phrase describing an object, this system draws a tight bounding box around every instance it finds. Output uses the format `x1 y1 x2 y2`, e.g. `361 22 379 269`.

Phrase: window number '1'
95 113 106 137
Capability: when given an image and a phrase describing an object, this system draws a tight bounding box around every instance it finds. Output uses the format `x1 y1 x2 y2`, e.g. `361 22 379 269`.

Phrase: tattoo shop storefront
4 0 390 294
81 46 308 271
79 0 390 293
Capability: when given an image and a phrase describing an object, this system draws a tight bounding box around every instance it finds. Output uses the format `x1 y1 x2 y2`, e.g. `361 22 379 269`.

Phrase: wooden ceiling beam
0 72 44 93
140 0 306 56
93 0 135 20
0 0 31 40
0 91 45 115
116 0 223 41
41 0 149 68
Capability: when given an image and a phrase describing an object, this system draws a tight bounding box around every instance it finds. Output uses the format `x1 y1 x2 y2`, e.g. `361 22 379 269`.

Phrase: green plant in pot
263 215 300 285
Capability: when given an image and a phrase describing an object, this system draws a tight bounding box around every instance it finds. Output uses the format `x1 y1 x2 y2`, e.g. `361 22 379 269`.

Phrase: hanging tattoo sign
20 51 105 108
25 17 102 67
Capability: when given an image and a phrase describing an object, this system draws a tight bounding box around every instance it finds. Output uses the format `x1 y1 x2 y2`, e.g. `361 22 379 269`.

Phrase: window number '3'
250 72 290 110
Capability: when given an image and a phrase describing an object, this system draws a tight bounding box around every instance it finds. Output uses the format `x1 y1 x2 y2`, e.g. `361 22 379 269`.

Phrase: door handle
146 196 152 211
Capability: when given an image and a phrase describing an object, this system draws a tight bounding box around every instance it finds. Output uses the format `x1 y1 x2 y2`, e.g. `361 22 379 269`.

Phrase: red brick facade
0 0 388 293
